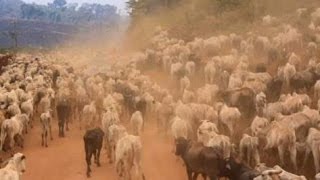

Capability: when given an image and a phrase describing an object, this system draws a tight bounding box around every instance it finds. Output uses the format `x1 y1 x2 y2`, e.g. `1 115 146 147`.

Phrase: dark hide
219 88 256 117
84 128 104 177
266 76 283 102
218 157 260 180
56 99 71 137
175 137 223 180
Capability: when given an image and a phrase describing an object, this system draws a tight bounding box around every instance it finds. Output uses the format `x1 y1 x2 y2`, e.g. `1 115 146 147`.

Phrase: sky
22 0 128 14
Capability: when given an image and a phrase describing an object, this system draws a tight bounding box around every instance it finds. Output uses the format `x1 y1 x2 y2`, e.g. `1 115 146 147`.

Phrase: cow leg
254 150 260 166
61 121 65 137
86 152 92 177
201 174 207 180
111 145 116 164
79 112 82 130
94 149 98 165
302 147 311 168
30 114 34 128
0 131 6 151
107 142 113 164
104 135 108 150
58 126 61 137
312 147 320 173
58 121 62 137
49 125 53 140
9 134 14 149
277 145 285 167
289 144 297 172
41 132 44 146
186 167 192 180
45 131 48 147
192 172 199 180
97 148 101 167
66 118 69 131
239 146 244 162
247 147 251 166
228 124 234 137
141 173 146 180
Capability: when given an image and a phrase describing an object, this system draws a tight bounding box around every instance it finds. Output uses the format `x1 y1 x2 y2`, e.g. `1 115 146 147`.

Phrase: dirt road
4 120 186 180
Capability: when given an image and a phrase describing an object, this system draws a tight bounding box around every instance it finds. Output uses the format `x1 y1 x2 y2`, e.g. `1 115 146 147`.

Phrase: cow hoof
87 174 91 178
97 163 101 167
50 138 53 140
45 145 48 148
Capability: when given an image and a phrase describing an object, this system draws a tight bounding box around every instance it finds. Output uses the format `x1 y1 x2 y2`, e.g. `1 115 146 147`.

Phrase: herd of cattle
3 7 320 180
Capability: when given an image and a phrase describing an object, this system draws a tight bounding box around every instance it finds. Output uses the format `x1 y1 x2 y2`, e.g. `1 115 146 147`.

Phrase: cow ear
21 155 26 160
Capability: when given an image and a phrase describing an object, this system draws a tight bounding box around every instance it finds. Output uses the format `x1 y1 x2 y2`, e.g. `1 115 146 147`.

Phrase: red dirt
2 120 187 180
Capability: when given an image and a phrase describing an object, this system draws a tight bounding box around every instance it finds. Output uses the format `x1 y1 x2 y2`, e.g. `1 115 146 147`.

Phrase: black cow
219 87 256 117
266 76 283 102
84 128 104 177
56 99 71 137
218 157 260 180
33 88 46 113
175 137 223 180
290 70 317 93
135 97 147 119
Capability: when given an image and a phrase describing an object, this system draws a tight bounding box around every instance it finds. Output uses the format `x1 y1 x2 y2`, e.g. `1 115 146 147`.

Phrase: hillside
0 0 123 48
0 0 24 18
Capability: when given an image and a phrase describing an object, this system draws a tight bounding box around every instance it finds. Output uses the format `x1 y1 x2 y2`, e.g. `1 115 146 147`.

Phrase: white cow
107 124 127 163
82 101 97 130
197 120 219 146
219 104 241 136
0 117 24 151
303 128 320 173
115 135 145 180
0 152 26 180
204 61 216 84
239 134 260 167
40 111 53 147
171 116 190 140
130 111 144 136
273 165 307 180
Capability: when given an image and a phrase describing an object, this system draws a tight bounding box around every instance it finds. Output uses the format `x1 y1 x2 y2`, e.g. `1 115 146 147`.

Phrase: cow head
12 153 26 174
218 156 241 178
174 137 189 156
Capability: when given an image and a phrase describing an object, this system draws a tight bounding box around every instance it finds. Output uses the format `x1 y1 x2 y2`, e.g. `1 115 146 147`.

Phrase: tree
53 0 67 8
10 20 19 49
1 20 19 50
